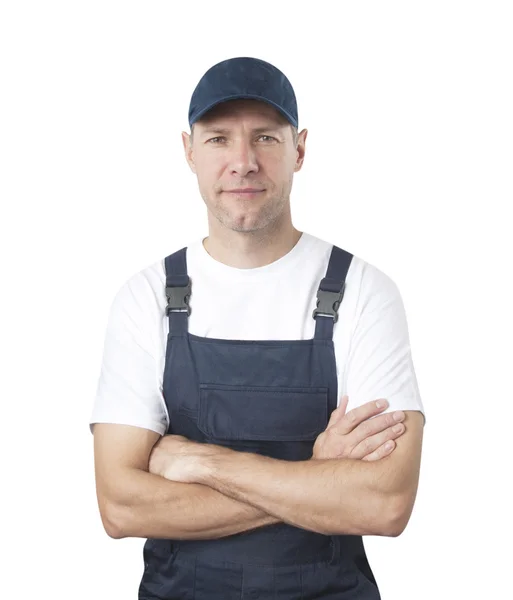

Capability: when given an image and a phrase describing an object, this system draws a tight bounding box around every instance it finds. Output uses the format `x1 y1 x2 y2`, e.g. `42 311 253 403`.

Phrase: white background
1 1 512 598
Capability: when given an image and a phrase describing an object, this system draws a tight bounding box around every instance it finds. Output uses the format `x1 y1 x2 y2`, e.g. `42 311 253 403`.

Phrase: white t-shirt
89 232 425 435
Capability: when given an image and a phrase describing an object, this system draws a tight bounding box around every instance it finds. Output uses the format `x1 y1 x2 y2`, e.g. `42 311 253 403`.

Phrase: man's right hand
312 396 406 461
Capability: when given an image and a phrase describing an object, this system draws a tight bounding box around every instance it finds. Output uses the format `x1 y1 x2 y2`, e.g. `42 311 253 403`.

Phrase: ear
294 128 308 172
182 131 196 174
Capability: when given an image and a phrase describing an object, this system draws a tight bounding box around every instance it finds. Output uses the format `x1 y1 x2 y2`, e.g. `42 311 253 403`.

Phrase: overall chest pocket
197 383 329 444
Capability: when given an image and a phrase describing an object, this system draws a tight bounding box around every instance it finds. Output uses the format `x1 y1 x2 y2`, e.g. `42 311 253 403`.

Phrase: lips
224 188 265 193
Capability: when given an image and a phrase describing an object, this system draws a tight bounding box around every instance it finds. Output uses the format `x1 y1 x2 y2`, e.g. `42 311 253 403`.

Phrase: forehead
195 99 288 130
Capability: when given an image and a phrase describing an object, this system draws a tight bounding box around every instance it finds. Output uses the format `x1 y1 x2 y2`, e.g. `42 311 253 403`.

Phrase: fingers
352 421 406 460
350 410 406 444
330 397 391 435
323 395 408 462
361 440 396 461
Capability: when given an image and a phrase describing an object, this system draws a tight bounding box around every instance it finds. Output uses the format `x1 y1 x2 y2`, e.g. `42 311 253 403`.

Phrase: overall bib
138 245 381 599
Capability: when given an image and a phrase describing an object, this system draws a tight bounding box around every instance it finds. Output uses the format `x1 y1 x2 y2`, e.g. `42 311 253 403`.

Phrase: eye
258 135 277 142
207 137 226 144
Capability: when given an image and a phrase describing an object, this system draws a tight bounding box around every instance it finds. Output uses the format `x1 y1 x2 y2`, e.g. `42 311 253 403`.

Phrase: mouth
223 188 266 196
225 188 265 192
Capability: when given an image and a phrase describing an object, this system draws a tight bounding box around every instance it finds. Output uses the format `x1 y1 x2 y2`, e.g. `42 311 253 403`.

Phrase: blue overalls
138 244 381 599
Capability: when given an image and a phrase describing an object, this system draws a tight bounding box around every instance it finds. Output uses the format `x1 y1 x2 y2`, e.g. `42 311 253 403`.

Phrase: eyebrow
199 126 286 136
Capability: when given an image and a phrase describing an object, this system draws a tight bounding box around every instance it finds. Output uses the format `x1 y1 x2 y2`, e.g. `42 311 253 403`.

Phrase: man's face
182 99 307 233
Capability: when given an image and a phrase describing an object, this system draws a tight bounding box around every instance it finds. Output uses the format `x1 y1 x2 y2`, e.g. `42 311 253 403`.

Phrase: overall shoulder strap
164 247 190 336
313 245 353 340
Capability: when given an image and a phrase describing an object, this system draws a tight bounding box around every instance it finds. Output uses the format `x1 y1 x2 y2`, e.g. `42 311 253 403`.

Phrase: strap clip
165 280 191 316
312 288 344 323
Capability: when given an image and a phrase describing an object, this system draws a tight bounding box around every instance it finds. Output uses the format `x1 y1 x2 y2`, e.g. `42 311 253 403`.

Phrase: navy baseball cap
188 57 298 129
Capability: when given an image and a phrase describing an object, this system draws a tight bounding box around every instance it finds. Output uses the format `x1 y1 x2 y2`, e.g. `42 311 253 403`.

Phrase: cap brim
190 94 298 128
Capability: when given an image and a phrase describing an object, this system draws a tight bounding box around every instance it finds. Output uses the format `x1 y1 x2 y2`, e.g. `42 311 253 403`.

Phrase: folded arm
93 423 281 540
93 400 412 540
181 410 425 537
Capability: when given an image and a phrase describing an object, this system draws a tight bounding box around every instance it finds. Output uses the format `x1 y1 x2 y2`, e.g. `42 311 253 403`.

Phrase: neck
203 215 303 269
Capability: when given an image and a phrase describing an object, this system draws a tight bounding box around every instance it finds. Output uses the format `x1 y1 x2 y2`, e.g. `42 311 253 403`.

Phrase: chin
209 195 281 233
222 213 268 233
226 219 261 233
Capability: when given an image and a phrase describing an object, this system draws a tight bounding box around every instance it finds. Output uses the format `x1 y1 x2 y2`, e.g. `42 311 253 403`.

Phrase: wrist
195 443 231 486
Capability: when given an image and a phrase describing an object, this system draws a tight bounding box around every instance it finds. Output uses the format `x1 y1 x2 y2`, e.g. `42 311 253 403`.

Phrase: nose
228 139 259 177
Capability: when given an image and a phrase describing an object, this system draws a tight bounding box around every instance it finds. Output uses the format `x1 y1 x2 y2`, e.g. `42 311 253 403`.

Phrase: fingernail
385 441 394 450
393 424 404 433
393 411 404 421
376 399 388 408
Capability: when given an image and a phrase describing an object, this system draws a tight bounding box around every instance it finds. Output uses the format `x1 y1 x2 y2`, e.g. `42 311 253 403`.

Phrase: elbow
101 502 128 539
105 519 124 540
381 493 415 537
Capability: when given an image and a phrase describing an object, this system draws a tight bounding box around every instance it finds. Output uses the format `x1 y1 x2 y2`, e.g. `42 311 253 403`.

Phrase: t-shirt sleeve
89 275 169 436
343 264 426 424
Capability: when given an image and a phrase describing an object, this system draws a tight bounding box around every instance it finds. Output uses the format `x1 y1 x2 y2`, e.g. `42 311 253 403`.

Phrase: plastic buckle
165 280 192 316
312 288 344 323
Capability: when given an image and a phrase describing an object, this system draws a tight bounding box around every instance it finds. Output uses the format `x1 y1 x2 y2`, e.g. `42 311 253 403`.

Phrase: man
91 56 425 599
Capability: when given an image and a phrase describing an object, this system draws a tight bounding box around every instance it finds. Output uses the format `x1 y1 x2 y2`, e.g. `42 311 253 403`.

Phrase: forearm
109 467 281 540
198 450 400 537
